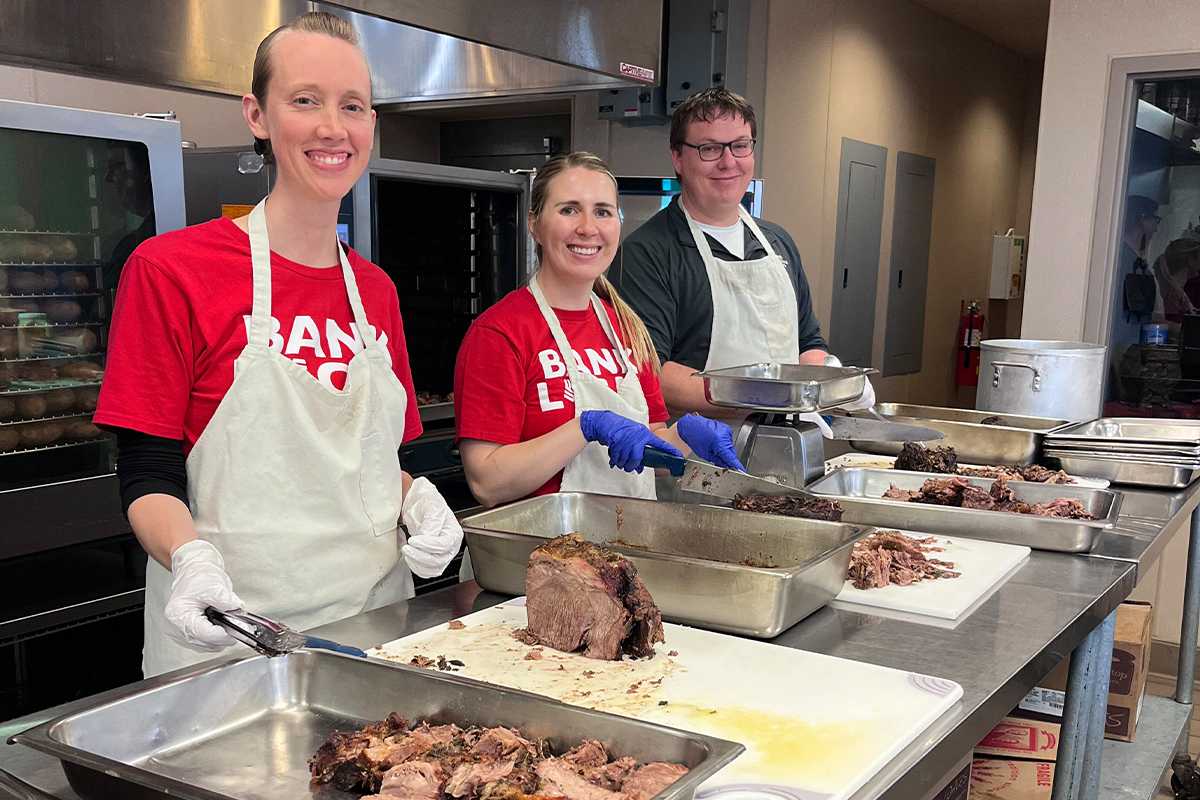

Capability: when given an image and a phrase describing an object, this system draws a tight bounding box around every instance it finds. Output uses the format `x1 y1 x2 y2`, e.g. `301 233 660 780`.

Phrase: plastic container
1141 322 1169 345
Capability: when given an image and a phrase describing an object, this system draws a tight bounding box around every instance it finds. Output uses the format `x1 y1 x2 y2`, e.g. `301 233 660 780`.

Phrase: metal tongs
204 607 367 658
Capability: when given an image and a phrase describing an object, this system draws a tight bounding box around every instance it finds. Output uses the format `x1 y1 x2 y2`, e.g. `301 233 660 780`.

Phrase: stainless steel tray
1040 439 1200 458
1046 417 1200 447
847 403 1069 466
803 468 1121 553
12 651 742 800
696 362 876 413
462 492 872 638
1045 451 1200 489
417 401 455 423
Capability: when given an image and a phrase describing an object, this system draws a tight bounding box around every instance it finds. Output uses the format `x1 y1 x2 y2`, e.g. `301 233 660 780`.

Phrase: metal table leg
1052 610 1116 800
1176 506 1200 711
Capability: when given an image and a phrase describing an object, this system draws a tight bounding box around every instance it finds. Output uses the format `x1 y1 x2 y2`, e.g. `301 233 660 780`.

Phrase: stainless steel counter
2 481 1197 800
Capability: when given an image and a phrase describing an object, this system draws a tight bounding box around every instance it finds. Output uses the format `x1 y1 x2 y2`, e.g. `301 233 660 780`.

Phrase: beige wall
761 0 1040 409
1022 0 1200 343
1020 0 1200 651
0 65 250 147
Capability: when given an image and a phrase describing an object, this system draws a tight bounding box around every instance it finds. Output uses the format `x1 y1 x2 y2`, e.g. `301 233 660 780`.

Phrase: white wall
0 65 251 147
1021 0 1200 341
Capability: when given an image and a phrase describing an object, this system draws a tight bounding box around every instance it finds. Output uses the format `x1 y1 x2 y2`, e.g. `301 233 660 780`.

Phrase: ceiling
909 0 1050 59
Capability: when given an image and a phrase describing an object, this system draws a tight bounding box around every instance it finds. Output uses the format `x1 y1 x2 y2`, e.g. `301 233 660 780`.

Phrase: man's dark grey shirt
610 196 827 370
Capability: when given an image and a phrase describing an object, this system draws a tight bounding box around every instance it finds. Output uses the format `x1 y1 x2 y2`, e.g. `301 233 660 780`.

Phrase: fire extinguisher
956 300 984 387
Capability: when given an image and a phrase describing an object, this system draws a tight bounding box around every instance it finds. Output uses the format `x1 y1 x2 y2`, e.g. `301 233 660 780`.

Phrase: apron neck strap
246 198 376 348
680 199 779 262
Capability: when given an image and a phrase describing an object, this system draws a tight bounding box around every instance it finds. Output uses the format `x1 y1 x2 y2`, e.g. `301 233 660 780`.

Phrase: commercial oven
182 150 529 590
0 98 186 720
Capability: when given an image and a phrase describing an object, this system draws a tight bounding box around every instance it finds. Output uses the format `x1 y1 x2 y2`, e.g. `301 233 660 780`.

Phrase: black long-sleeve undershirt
112 427 189 516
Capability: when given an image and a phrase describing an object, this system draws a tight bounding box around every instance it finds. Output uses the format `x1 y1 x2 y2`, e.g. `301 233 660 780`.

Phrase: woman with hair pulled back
454 152 743 507
95 12 462 677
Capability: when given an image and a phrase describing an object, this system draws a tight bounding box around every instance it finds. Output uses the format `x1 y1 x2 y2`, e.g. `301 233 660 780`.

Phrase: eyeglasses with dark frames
680 138 756 161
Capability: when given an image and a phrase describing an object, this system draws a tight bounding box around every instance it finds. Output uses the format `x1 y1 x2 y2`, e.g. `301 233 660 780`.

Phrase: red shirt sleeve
454 323 528 445
638 360 670 424
94 251 195 439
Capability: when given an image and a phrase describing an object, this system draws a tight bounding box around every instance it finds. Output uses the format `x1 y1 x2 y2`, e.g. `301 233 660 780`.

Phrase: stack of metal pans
1043 418 1200 488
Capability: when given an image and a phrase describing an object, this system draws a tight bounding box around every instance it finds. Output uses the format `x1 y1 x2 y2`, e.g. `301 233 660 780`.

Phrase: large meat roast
523 533 664 660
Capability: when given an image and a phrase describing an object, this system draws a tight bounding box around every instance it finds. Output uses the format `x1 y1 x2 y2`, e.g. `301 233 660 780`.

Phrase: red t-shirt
95 217 423 454
453 287 669 497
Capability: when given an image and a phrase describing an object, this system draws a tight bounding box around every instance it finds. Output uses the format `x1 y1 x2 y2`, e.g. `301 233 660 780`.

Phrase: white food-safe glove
822 353 877 412
795 412 834 438
839 375 877 411
163 540 244 653
401 477 464 579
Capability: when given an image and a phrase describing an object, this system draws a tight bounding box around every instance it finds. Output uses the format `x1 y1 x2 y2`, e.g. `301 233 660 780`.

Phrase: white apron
142 199 414 677
682 203 801 369
529 277 657 500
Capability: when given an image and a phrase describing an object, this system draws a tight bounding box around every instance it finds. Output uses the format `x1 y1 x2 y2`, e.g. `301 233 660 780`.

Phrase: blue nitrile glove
676 413 747 472
579 410 683 473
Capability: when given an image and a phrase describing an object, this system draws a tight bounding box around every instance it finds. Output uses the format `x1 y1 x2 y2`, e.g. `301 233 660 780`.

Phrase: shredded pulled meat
847 531 961 589
893 442 958 474
891 442 1074 484
731 493 843 521
880 476 1095 519
309 716 688 800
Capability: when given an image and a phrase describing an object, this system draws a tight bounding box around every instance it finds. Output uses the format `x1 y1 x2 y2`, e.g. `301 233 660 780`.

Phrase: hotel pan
462 492 872 638
12 650 743 800
847 403 1070 466
803 468 1121 553
695 362 876 413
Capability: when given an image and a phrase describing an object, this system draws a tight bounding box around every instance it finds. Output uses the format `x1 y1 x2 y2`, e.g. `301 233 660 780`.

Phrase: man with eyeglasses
612 88 874 419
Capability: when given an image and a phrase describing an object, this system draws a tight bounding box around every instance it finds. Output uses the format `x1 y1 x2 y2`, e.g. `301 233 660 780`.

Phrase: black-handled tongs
204 607 367 658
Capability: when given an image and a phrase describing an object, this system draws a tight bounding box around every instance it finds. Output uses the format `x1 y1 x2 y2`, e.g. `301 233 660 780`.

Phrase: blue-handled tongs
204 607 367 658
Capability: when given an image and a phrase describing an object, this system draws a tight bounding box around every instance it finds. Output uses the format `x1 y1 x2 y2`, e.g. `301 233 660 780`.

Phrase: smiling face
242 31 375 206
670 112 754 225
529 167 621 286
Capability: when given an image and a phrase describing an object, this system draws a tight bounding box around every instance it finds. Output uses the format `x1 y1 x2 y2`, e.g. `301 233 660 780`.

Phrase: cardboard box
974 716 1059 760
970 758 1054 800
921 753 973 800
1016 601 1154 742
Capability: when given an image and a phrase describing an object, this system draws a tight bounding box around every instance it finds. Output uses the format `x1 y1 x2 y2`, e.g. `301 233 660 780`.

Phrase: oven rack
0 411 94 427
0 380 102 397
0 435 109 458
0 292 103 300
0 229 94 237
0 320 105 330
0 353 104 365
0 261 103 268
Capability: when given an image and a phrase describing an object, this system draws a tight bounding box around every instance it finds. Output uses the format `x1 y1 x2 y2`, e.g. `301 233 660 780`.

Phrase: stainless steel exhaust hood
0 0 660 103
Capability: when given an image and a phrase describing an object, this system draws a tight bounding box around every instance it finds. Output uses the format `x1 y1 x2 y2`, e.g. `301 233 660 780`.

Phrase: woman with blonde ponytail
453 152 743 507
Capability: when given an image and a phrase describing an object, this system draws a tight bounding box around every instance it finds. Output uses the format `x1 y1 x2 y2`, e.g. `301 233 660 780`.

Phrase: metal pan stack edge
1044 418 1200 488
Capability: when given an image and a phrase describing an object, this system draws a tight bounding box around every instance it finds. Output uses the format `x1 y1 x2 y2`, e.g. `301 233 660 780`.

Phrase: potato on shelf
57 270 90 292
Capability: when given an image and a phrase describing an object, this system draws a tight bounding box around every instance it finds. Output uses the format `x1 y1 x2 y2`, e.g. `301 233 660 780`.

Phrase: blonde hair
250 11 366 164
530 152 661 374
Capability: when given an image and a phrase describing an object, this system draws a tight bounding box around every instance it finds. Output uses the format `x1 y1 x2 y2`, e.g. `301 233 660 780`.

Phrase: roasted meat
847 531 960 590
524 534 664 661
731 493 844 521
892 442 1075 485
879 475 1095 519
893 442 958 474
314 717 688 800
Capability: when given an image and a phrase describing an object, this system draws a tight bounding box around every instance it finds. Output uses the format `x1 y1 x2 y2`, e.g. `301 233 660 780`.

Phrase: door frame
1083 53 1200 345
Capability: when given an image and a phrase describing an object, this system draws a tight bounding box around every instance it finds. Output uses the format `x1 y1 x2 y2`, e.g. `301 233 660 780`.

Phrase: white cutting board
372 601 962 800
824 453 1110 488
832 532 1030 620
